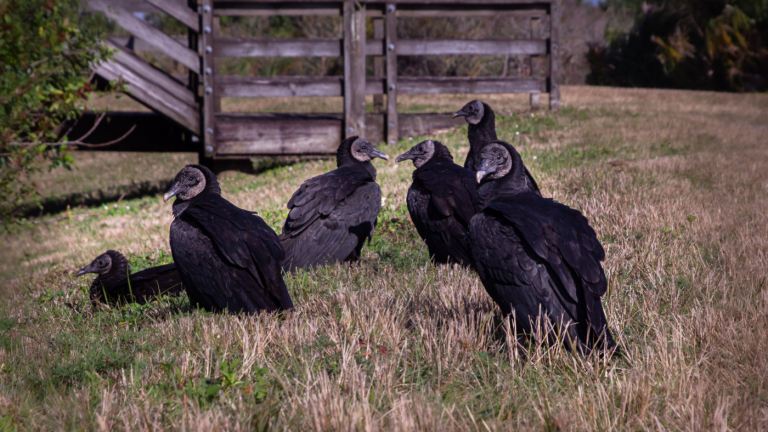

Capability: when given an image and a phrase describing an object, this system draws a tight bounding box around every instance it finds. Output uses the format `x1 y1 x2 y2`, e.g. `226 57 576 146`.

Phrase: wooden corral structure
83 0 560 161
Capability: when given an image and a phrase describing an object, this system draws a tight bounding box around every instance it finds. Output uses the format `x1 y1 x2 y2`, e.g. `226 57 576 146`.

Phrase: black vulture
468 141 616 353
280 136 389 272
77 250 183 306
452 100 541 195
395 139 478 267
164 165 293 314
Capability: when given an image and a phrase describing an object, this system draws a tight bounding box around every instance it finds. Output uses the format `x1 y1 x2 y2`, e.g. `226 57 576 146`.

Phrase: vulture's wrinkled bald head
396 140 436 168
476 143 513 183
164 166 207 202
78 251 115 275
452 100 485 125
350 137 389 162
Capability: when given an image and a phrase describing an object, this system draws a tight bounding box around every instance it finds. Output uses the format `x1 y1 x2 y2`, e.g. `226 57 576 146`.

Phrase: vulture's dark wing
124 264 183 301
282 168 374 237
470 192 611 348
173 196 293 312
281 182 381 270
415 162 478 227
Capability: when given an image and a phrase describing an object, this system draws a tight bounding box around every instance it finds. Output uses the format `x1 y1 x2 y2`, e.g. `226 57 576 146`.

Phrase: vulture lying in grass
395 140 478 267
78 250 183 306
280 137 389 272
469 141 616 353
164 165 293 314
452 100 541 195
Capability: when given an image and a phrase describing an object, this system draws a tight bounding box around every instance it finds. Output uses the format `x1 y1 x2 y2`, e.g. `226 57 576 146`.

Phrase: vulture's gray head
77 252 113 275
396 140 436 168
475 143 514 183
164 165 211 202
350 137 389 162
452 100 485 125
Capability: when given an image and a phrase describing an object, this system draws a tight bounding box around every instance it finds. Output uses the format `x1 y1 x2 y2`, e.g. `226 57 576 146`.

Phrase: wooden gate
86 0 560 159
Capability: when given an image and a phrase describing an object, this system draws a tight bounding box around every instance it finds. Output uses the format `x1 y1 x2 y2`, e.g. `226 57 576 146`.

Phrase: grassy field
1 86 767 430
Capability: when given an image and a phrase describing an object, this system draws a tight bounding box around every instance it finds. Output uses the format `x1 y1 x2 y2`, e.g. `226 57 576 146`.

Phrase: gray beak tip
380 154 390 161
476 170 487 183
163 192 175 202
76 269 87 276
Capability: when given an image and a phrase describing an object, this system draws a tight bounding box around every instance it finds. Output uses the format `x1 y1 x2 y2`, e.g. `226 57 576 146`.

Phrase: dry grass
1 85 767 430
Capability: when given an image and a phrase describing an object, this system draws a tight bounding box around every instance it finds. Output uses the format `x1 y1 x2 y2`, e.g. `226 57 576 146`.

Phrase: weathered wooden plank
215 38 339 57
89 0 200 71
216 76 385 97
365 113 464 144
97 0 163 13
397 39 547 56
95 60 200 132
216 76 341 97
109 35 189 52
213 1 341 13
213 112 466 155
145 0 199 29
214 0 553 4
396 5 546 17
385 2 398 144
201 0 216 156
215 114 342 155
549 1 560 110
214 38 384 57
105 40 196 105
343 1 366 138
397 76 546 94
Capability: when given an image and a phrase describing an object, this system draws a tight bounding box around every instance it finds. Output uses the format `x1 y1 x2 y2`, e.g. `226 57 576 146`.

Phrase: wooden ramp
87 0 561 160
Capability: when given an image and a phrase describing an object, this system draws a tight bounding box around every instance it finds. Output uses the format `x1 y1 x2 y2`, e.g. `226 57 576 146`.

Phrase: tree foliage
588 0 768 91
0 0 110 224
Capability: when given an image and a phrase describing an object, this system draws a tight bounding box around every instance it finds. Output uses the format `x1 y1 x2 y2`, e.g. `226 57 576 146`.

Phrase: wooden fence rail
87 0 560 161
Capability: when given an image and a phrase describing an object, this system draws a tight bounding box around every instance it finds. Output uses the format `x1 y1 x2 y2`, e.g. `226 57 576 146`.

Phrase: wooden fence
85 0 560 160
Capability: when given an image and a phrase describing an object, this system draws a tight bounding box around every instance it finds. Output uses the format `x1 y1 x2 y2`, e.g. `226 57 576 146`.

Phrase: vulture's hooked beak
475 159 496 183
163 183 182 202
371 148 390 161
395 150 415 164
451 108 468 119
77 264 96 276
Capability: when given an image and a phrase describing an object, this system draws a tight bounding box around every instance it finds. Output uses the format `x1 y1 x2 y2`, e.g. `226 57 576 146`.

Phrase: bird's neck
468 106 497 146
337 159 377 181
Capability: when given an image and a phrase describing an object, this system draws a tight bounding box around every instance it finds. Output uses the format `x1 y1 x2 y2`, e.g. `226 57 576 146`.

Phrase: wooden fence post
530 16 541 109
343 0 366 139
385 2 398 145
373 18 385 114
549 0 561 110
201 0 215 157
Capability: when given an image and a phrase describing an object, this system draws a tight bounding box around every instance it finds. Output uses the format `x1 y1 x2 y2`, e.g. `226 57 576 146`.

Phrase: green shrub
588 0 768 92
0 0 110 224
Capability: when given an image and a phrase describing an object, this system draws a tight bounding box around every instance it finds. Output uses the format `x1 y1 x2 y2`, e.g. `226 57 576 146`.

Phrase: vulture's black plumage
164 165 293 314
78 250 183 305
280 137 388 272
453 100 541 195
469 141 616 353
395 140 478 267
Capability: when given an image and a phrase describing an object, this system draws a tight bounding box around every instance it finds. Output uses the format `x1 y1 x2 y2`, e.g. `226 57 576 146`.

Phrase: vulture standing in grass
280 137 389 272
78 250 183 306
452 100 541 195
164 165 293 314
469 141 616 353
395 139 478 267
